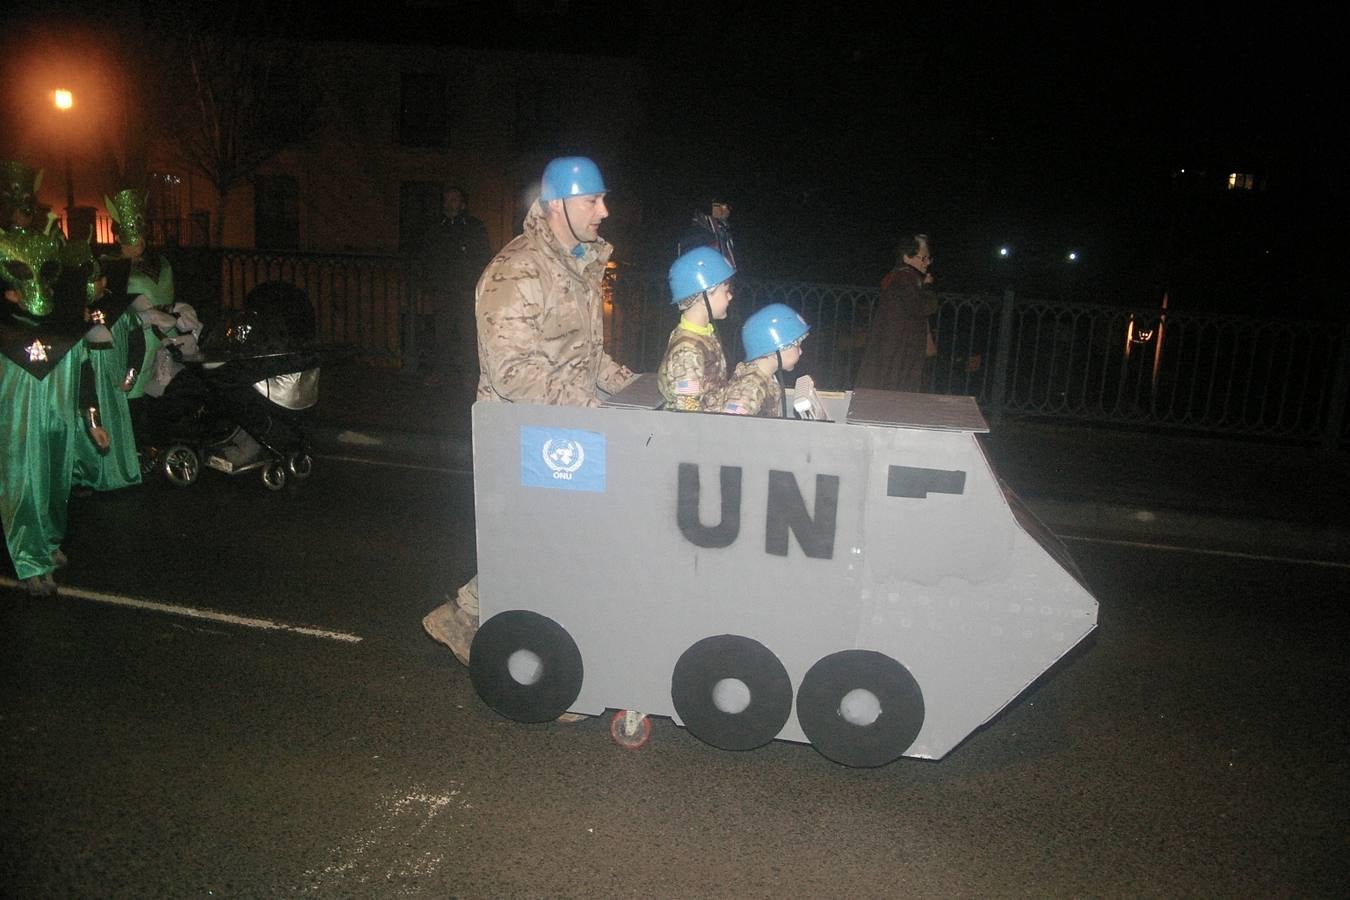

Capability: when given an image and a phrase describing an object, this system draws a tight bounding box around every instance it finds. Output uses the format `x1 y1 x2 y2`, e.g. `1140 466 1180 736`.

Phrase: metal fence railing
219 250 411 364
968 296 1342 440
609 271 1350 448
212 249 1350 448
58 211 210 247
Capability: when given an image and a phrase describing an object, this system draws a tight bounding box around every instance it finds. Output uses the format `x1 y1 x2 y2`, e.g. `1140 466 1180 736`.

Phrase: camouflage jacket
656 322 728 411
476 204 635 407
720 361 783 417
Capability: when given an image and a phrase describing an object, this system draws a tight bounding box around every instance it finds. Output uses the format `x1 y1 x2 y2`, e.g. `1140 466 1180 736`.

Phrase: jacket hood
522 202 613 269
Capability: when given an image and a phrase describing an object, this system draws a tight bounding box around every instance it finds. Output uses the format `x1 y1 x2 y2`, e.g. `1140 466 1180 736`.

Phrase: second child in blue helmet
657 247 735 411
722 303 811 417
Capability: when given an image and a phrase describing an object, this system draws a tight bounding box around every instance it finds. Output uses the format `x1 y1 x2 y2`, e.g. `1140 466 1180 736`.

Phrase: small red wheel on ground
609 710 652 750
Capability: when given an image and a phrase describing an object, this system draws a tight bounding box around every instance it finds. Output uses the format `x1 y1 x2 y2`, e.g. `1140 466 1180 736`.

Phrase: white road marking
1060 535 1350 569
0 577 364 643
300 784 469 894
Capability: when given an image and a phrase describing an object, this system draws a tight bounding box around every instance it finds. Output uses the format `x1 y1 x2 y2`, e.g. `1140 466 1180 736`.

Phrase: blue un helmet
668 246 735 304
539 156 606 202
742 303 810 360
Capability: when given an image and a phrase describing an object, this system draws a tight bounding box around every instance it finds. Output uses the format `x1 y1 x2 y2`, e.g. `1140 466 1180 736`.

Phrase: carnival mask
0 229 63 316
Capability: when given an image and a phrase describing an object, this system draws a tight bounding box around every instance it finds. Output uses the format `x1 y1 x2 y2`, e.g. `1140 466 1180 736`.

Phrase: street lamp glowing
52 88 77 223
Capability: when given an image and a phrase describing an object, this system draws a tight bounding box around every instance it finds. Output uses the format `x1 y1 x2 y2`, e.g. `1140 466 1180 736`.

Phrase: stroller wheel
163 445 200 487
261 461 287 491
287 452 314 480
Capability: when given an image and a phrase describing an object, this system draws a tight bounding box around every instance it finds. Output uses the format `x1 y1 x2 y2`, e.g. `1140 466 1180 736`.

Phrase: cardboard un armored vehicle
468 375 1097 767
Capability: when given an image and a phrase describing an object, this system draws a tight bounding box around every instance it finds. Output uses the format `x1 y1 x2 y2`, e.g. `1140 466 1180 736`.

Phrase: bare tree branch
146 2 320 244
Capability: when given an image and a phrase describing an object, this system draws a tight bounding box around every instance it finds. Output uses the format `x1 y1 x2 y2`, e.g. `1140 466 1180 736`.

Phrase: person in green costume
1 225 109 596
67 228 141 492
102 189 197 441
104 189 174 391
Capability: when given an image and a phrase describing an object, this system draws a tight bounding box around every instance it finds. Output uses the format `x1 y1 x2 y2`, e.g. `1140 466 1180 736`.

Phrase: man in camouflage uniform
423 156 636 670
657 247 734 411
722 303 811 417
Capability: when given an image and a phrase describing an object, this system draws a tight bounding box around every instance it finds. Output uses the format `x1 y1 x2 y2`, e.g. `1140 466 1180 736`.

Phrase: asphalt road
2 458 1347 898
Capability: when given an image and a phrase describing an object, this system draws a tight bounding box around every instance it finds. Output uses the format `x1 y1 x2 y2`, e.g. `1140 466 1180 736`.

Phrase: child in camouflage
722 303 811 417
657 247 735 411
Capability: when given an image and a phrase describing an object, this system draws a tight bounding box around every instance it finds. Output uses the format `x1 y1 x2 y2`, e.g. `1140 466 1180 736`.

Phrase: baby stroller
139 282 322 491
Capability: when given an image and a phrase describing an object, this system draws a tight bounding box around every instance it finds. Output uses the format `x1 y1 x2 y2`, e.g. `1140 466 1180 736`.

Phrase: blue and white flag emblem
521 427 606 492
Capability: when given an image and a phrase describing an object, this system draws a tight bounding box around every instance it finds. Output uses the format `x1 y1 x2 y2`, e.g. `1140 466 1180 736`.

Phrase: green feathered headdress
105 187 149 247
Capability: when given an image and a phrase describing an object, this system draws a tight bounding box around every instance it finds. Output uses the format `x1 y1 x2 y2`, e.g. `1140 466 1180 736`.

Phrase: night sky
4 1 1338 310
441 2 1336 309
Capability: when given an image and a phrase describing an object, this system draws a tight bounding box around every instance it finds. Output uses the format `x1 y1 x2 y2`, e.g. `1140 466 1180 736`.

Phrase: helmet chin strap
563 201 587 256
702 291 714 324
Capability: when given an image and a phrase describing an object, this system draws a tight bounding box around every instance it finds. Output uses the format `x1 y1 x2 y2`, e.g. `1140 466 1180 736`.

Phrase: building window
399 73 450 148
1227 172 1256 191
399 181 444 253
254 174 299 249
513 79 558 151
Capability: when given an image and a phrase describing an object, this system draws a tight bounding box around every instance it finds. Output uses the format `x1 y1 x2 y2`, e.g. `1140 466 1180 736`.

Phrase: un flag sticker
520 427 607 493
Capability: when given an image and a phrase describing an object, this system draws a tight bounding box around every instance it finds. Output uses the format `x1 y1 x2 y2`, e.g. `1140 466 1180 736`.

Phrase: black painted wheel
670 634 793 751
796 649 924 768
469 610 584 723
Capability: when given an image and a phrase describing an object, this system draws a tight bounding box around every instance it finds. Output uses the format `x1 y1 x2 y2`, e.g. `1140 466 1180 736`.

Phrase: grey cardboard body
472 377 1097 761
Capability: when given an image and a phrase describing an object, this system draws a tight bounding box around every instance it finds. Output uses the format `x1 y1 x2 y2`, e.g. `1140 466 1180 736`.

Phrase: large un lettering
676 463 839 559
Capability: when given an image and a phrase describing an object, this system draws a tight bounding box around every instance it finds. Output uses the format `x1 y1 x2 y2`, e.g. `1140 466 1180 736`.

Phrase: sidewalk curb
1026 498 1350 563
309 424 1350 563
312 425 473 470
